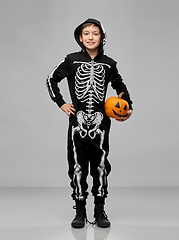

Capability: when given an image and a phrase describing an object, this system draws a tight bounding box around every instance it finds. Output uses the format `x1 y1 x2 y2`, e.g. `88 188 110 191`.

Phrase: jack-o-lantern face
104 92 129 119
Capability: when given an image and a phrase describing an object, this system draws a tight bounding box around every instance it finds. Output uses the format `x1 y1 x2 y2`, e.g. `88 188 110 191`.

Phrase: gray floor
0 187 179 240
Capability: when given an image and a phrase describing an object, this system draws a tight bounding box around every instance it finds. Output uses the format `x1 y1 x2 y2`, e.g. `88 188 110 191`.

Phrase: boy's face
80 25 101 53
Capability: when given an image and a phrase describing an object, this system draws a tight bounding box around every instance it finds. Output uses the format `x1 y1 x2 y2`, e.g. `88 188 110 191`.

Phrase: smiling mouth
87 42 95 45
112 109 125 118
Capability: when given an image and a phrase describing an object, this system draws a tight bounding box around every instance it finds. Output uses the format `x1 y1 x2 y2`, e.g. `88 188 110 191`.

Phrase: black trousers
67 120 111 201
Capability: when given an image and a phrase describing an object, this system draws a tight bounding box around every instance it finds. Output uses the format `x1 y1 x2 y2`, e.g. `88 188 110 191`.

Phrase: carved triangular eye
123 105 127 110
115 102 120 108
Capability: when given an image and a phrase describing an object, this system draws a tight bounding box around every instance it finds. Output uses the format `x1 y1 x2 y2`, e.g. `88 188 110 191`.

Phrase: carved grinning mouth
112 109 126 118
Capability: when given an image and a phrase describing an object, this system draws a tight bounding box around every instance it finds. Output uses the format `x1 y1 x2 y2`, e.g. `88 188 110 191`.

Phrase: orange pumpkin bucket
104 92 129 118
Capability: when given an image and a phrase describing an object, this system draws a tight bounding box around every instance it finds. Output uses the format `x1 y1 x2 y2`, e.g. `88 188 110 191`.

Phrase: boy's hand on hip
60 103 76 117
115 109 133 122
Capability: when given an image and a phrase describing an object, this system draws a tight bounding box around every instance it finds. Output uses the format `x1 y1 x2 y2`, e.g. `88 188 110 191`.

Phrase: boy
46 18 133 228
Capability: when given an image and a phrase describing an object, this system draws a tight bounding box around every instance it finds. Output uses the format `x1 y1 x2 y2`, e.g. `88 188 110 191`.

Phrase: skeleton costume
46 19 133 202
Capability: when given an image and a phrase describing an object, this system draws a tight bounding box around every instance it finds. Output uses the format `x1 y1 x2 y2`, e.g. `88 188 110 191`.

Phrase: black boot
71 200 87 228
94 203 111 228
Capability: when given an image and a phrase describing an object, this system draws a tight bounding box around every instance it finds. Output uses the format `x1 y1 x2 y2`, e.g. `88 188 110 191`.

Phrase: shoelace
87 208 109 225
73 206 109 225
72 206 95 225
73 206 88 223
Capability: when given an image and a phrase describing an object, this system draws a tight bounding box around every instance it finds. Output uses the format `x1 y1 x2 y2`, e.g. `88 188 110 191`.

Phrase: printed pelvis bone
75 110 103 139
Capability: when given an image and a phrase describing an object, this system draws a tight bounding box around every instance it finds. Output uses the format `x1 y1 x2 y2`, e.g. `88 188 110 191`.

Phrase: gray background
1 0 178 187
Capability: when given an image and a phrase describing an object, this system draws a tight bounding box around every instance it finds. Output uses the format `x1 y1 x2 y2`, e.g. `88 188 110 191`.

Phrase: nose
89 33 93 39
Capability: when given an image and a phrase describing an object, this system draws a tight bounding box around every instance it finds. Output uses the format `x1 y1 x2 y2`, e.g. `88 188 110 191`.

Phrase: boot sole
97 223 111 228
71 223 85 228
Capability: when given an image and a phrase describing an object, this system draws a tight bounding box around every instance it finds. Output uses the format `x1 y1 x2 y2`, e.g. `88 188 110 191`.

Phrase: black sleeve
110 62 133 110
46 56 71 108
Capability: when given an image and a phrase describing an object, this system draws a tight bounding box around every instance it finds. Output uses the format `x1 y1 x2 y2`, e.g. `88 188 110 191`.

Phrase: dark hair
80 23 101 36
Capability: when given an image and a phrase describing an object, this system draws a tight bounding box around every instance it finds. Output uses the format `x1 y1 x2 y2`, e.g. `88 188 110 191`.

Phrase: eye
123 105 127 110
115 102 120 108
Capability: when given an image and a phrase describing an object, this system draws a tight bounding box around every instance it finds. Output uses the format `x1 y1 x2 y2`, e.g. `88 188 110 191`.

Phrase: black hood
74 18 106 54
